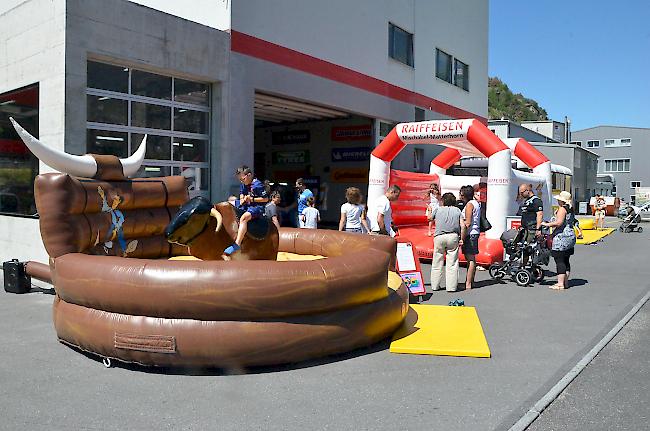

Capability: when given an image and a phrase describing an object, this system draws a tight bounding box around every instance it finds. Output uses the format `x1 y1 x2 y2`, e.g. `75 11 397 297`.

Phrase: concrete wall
128 0 231 30
1 0 233 263
0 0 66 263
572 126 650 203
521 121 566 143
231 0 488 118
488 120 554 143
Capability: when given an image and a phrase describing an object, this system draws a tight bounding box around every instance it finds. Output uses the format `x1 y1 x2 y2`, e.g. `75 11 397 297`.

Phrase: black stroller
489 227 551 286
619 205 643 233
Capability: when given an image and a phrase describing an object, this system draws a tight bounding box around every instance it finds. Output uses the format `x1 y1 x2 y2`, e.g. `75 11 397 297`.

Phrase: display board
395 241 426 296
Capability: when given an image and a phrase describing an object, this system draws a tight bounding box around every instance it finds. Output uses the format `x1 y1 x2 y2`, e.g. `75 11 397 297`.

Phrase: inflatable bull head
10 118 146 181
165 197 279 261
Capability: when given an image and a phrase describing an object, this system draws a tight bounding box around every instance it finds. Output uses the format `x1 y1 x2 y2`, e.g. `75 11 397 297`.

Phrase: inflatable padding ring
50 229 408 368
53 276 407 368
53 247 392 320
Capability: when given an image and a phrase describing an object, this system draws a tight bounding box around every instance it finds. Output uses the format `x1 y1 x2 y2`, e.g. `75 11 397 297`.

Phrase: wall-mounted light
96 136 124 141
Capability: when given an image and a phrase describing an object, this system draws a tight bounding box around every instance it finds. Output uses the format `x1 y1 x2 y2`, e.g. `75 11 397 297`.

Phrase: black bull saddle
165 197 272 244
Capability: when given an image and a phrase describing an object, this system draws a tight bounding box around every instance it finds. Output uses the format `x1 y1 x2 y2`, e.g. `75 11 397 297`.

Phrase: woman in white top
339 187 370 233
460 185 481 290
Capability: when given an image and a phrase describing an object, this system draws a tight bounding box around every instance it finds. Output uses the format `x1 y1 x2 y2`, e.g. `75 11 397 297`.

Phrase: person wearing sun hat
541 191 582 290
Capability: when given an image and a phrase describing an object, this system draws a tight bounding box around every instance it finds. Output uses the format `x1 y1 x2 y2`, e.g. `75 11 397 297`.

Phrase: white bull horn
11 118 147 178
120 135 147 177
210 207 223 233
10 117 97 178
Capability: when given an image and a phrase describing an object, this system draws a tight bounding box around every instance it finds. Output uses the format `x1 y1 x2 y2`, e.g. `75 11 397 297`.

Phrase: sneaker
223 243 241 256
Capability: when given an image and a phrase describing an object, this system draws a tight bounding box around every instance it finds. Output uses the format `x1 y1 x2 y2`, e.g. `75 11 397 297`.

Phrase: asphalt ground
0 217 648 431
528 300 649 431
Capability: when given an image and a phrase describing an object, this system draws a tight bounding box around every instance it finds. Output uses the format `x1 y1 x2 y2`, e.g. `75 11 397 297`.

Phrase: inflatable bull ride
11 119 408 369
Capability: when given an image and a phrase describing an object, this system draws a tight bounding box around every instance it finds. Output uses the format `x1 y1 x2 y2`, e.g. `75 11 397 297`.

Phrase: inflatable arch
368 119 554 264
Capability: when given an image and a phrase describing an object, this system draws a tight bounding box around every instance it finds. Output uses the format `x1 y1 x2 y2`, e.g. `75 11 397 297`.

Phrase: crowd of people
228 164 581 291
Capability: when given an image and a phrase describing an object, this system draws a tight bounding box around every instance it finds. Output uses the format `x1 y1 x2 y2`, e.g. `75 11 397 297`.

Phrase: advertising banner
272 130 310 145
272 150 310 165
331 125 372 141
330 168 370 183
331 146 372 162
635 187 650 206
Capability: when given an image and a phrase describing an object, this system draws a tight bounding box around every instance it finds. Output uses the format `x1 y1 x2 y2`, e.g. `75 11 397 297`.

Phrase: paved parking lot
0 219 648 430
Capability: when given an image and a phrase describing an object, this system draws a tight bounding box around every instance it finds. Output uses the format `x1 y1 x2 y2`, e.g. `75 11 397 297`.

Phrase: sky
489 0 650 131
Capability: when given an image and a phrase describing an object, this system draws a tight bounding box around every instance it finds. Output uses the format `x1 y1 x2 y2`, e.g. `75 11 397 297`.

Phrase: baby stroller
489 226 551 286
619 205 643 233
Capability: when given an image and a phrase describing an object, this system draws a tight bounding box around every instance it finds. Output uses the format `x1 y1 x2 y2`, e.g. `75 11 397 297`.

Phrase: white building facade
0 0 488 262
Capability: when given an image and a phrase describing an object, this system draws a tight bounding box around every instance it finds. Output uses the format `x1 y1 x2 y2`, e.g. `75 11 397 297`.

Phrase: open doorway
253 92 374 227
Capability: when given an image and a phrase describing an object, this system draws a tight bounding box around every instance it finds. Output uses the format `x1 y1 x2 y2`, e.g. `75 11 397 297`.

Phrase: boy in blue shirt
223 165 269 255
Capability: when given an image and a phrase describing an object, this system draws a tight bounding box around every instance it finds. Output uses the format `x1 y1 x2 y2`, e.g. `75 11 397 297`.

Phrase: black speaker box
3 259 31 294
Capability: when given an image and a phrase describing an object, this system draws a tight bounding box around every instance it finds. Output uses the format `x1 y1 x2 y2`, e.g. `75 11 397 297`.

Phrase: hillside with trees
488 77 548 122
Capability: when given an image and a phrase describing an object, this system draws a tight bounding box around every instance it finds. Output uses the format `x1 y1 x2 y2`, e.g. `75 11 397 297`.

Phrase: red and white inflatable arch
368 119 552 240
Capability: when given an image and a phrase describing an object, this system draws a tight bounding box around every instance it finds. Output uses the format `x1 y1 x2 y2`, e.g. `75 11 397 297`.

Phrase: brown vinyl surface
34 173 188 259
90 154 125 181
53 248 391 320
53 279 408 367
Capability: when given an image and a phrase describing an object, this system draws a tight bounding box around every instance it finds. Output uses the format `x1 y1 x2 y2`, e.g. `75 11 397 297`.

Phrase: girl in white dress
424 182 441 236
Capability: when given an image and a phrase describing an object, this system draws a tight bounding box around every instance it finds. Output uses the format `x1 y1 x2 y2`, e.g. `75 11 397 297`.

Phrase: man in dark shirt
516 183 543 244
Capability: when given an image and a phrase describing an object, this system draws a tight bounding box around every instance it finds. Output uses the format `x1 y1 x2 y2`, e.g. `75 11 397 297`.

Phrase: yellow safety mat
576 228 614 244
390 304 491 358
576 218 595 230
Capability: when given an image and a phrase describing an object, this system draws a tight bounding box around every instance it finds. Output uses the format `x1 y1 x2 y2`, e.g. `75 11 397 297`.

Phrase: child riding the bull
223 165 269 256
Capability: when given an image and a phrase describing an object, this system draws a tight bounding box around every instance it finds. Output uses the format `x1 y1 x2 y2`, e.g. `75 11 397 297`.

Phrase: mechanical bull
165 197 279 261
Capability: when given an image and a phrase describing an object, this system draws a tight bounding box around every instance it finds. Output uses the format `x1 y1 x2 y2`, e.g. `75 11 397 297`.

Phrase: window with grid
454 58 469 91
604 138 631 147
630 181 641 188
586 140 599 148
0 84 39 217
435 49 452 83
86 61 210 198
604 158 631 172
388 23 414 67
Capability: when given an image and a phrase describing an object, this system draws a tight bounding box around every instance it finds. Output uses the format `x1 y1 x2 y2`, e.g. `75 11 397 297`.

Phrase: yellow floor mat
390 304 491 358
576 228 614 244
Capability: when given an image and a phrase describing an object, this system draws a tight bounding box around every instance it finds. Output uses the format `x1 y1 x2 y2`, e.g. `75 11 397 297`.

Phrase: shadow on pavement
61 337 394 377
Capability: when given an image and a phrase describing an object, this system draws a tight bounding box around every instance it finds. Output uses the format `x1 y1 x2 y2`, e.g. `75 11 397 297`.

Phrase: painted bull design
165 197 279 261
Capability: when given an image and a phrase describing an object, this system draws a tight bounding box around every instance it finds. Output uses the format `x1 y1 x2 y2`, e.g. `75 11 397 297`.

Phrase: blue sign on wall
331 146 371 162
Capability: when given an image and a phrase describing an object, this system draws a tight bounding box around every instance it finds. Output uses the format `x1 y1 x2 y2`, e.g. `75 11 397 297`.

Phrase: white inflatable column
486 149 512 239
367 155 391 215
532 160 553 220
429 165 446 176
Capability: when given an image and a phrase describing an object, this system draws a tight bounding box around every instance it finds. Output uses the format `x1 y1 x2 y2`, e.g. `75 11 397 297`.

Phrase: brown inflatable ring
50 229 408 368
53 275 407 368
53 248 391 320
